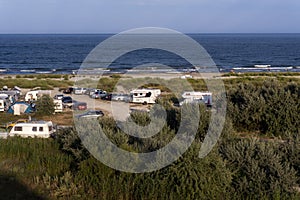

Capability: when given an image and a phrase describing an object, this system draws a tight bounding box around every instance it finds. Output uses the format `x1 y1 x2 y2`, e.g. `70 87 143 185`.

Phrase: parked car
74 88 88 95
101 93 112 101
75 110 104 119
91 90 107 99
63 87 74 94
62 96 73 108
111 94 131 102
54 94 64 100
72 100 87 110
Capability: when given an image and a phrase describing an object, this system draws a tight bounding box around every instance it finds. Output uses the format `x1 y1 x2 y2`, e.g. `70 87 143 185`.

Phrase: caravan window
145 92 152 97
32 127 37 132
14 126 22 131
49 126 52 131
39 127 44 132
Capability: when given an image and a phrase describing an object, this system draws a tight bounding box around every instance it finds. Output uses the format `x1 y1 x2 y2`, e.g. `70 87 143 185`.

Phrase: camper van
9 121 55 138
130 89 161 104
25 90 51 102
53 99 63 113
180 91 212 107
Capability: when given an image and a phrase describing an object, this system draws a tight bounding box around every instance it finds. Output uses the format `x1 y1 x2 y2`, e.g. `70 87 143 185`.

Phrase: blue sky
0 0 299 33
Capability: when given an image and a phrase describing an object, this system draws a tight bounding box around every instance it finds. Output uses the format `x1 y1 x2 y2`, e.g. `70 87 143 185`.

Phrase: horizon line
0 32 300 35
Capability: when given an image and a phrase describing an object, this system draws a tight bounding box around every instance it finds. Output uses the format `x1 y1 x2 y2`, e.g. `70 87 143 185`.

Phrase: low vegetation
0 77 73 89
0 74 299 199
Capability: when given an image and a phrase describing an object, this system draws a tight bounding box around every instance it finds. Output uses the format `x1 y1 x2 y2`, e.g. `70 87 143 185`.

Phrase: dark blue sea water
0 33 300 74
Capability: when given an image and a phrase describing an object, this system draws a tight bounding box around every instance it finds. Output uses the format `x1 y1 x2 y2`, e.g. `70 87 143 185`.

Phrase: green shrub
35 95 55 116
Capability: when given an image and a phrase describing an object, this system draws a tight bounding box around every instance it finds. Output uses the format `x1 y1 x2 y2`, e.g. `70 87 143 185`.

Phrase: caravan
25 90 51 102
9 121 55 138
180 91 212 107
130 89 161 104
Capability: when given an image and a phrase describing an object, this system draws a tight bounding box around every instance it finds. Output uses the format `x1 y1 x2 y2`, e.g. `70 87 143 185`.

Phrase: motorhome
25 90 51 102
130 88 161 104
9 121 55 138
180 91 212 107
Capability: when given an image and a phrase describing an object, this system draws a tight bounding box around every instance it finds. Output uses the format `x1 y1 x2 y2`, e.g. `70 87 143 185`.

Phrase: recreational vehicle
130 89 161 104
180 91 212 107
25 90 51 102
9 121 55 138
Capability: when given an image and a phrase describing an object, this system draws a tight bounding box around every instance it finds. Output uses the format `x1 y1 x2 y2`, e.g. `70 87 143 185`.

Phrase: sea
0 33 300 74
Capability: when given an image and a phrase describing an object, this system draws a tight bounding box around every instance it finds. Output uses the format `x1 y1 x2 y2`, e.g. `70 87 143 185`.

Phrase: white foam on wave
20 69 36 72
36 71 53 74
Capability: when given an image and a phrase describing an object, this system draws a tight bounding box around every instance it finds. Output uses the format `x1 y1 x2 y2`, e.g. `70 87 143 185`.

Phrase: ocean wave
35 71 54 74
20 69 36 72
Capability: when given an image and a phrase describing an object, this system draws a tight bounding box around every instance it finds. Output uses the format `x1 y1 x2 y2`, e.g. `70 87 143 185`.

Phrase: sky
0 0 300 33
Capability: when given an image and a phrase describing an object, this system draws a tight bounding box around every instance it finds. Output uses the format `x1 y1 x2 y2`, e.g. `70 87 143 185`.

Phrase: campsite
0 73 299 199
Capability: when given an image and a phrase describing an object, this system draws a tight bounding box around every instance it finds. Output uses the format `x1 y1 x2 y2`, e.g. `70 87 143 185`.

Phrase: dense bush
35 95 55 116
220 138 298 199
227 79 300 136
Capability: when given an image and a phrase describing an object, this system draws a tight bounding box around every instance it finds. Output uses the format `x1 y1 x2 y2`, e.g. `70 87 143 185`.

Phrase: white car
111 94 131 102
74 88 88 95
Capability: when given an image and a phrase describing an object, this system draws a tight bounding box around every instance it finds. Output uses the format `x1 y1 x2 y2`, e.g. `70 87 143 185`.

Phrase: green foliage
35 95 55 116
220 138 298 199
1 75 300 199
0 78 72 89
97 76 121 92
227 79 300 136
63 74 69 80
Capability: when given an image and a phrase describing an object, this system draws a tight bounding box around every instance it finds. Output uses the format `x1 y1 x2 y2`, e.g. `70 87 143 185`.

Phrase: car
75 110 104 119
74 88 88 95
54 94 64 100
6 119 30 129
62 96 73 108
73 100 87 110
111 94 131 102
63 87 74 94
101 93 112 101
91 90 107 99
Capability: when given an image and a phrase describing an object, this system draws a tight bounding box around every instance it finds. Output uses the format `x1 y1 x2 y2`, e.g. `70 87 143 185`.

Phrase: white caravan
9 121 55 138
130 89 161 104
180 91 212 106
25 90 51 102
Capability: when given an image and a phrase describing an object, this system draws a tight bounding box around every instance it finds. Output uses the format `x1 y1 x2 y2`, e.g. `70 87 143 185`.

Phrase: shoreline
1 71 300 80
